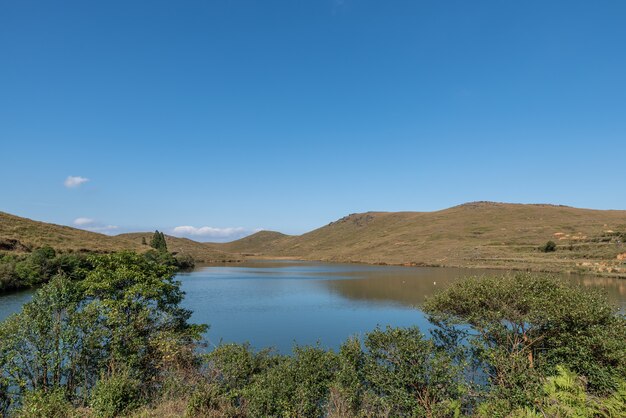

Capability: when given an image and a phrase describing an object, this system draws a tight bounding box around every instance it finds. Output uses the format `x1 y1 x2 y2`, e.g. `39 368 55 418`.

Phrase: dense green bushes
15 388 75 418
1 261 624 417
424 274 626 396
0 252 205 417
539 240 557 252
0 246 194 292
90 371 142 418
0 247 91 291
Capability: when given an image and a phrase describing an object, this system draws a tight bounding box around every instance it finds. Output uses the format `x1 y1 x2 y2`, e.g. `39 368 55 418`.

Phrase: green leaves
0 251 204 413
424 274 626 398
361 326 464 417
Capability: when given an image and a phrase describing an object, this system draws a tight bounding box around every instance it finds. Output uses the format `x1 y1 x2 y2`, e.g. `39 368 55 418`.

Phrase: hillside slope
212 231 292 255
218 202 626 276
0 212 241 262
118 232 239 262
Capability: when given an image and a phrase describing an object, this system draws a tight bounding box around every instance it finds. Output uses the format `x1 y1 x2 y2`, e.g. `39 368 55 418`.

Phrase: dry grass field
214 202 626 277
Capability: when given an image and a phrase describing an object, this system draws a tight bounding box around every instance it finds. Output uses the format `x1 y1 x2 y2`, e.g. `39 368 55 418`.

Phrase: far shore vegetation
0 250 624 417
0 231 194 293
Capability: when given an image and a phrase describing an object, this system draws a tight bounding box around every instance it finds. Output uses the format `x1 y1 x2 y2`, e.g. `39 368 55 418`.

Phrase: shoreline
239 254 626 279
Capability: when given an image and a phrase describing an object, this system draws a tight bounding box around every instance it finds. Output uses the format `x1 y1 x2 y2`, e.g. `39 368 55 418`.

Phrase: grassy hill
210 231 292 255
217 202 626 276
117 232 239 262
0 212 241 262
3 202 626 276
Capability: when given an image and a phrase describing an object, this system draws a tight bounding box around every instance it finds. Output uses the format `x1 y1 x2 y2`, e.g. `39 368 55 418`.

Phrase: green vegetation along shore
0 231 194 292
0 253 624 417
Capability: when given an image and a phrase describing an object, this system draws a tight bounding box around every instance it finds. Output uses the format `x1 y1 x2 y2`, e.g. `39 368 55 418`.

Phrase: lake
1 260 624 353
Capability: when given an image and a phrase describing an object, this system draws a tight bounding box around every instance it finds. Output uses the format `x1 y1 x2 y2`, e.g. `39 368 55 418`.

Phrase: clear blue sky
1 1 625 241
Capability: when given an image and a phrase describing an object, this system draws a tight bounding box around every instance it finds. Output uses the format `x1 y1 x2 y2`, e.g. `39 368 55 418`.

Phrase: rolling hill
0 212 241 262
215 202 626 276
3 202 626 276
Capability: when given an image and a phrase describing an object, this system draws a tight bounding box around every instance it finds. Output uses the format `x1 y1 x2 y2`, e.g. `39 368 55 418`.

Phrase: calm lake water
1 260 625 353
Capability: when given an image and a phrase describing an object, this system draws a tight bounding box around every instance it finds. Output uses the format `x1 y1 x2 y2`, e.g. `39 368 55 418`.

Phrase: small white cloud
64 176 89 188
171 225 263 242
85 225 119 234
73 217 95 226
72 217 118 235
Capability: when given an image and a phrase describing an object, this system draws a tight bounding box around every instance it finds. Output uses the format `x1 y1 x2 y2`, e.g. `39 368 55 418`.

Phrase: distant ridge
215 202 626 277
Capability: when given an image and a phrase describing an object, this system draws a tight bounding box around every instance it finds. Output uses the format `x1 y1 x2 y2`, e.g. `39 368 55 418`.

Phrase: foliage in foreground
423 273 626 396
0 252 205 416
1 265 625 417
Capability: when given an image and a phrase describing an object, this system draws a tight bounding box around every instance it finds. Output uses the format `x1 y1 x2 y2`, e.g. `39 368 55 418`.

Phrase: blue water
2 260 624 353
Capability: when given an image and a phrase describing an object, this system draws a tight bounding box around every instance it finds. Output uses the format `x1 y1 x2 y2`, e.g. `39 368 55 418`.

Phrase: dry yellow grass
0 211 241 262
3 202 626 275
215 202 626 277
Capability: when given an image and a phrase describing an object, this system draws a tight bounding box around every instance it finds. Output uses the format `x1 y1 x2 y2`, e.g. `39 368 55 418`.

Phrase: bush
90 372 142 418
425 274 626 399
0 252 205 408
0 250 90 291
17 388 75 418
185 382 241 417
539 240 557 252
360 326 463 417
243 345 339 418
507 366 626 417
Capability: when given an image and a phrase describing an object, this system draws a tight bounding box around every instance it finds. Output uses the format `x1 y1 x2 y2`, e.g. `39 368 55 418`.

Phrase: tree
150 230 167 252
424 274 626 401
0 252 205 410
0 275 106 407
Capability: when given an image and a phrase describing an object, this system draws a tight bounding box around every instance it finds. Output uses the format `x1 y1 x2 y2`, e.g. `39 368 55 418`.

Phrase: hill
217 202 626 276
211 231 292 255
0 212 241 262
117 232 239 262
3 202 626 276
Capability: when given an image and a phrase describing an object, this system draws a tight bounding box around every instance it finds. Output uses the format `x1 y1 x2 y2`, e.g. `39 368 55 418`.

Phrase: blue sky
1 1 625 241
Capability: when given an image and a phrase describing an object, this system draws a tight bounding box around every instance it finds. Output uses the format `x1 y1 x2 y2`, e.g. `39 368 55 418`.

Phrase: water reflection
321 265 626 310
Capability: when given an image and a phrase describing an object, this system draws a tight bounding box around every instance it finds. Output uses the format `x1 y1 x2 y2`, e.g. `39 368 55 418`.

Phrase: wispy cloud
171 225 263 242
73 217 95 226
64 176 89 188
72 217 118 235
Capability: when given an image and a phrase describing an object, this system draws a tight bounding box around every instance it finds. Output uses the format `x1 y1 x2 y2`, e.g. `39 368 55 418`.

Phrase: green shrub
539 240 557 252
507 366 626 418
361 326 463 417
244 345 339 418
206 343 275 395
425 274 626 399
90 371 142 418
185 383 239 417
332 337 366 415
17 388 75 418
